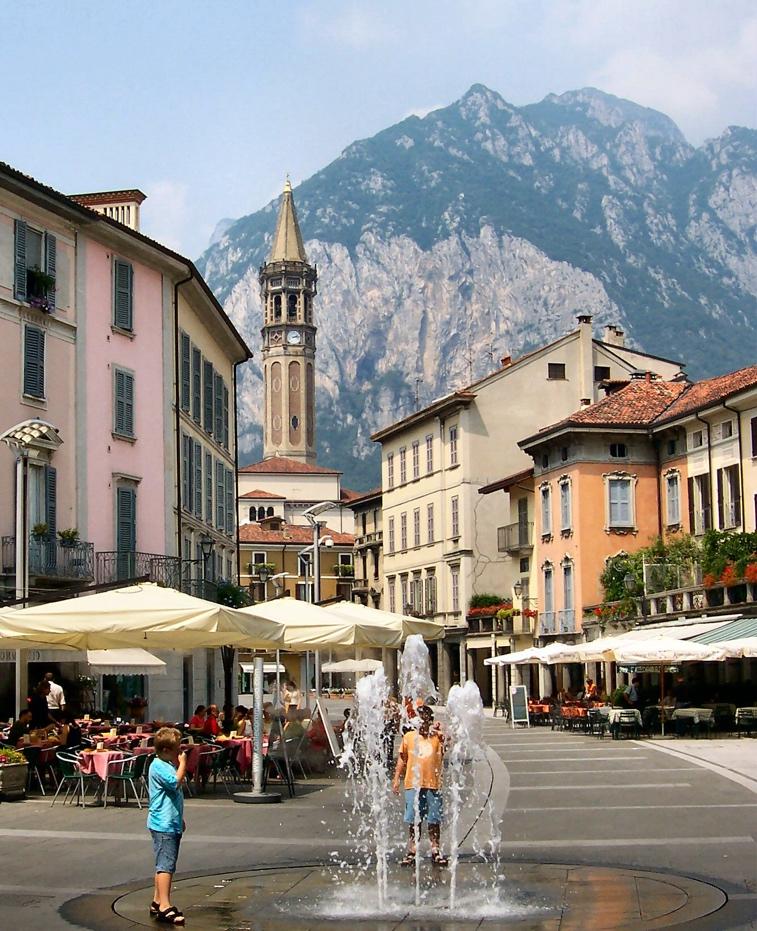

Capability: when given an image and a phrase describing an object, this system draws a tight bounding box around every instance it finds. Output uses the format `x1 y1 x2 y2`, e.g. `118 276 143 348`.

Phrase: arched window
248 506 255 521
288 294 297 320
273 295 282 320
257 506 266 520
266 506 274 517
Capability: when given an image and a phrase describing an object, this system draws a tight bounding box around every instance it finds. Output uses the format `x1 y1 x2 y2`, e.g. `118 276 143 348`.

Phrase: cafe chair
102 755 144 809
51 751 99 807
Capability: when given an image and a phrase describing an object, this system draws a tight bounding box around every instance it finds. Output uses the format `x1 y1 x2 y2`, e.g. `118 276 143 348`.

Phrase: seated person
236 710 253 738
262 703 274 737
55 709 83 748
188 705 206 731
202 704 221 737
283 708 306 740
7 709 33 746
335 708 352 737
583 678 598 701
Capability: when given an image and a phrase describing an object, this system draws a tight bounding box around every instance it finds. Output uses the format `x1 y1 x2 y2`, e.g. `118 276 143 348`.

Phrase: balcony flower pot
0 748 29 798
58 528 80 548
31 523 49 542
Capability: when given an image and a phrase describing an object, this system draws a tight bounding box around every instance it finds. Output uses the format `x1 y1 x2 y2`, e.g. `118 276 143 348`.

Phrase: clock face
287 330 302 345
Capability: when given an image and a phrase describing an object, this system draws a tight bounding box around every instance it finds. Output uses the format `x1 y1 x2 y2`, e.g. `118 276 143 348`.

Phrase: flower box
0 762 28 797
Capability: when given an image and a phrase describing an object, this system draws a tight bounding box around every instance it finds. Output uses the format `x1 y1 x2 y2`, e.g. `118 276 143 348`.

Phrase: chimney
577 313 593 402
500 355 512 367
603 324 626 347
580 398 592 408
69 189 147 231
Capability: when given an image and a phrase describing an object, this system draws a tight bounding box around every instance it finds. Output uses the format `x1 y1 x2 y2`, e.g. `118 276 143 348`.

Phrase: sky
3 1 755 257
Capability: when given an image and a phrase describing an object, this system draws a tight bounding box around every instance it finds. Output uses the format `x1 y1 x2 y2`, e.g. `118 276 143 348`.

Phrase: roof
479 468 534 495
0 160 250 361
239 523 355 545
70 189 147 206
371 391 476 442
239 456 341 476
268 179 307 263
693 616 757 644
655 364 757 424
238 489 286 500
340 487 363 502
345 486 383 507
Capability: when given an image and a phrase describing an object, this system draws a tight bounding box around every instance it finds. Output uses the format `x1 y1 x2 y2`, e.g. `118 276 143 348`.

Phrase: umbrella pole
233 653 281 805
275 650 281 712
660 664 665 737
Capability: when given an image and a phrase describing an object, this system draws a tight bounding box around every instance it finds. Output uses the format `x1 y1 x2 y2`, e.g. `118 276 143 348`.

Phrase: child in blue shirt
147 727 187 925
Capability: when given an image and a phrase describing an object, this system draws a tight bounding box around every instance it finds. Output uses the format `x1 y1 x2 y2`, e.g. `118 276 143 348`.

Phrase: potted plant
334 563 354 577
27 266 56 311
31 522 49 541
0 746 29 798
58 528 80 547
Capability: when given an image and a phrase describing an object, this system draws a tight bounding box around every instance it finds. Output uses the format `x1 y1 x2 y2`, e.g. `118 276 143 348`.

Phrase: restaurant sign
619 664 679 674
0 650 41 662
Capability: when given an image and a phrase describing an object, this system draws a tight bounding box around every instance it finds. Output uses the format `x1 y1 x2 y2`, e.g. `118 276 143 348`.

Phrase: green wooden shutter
181 434 190 509
44 465 57 537
44 233 56 311
123 372 134 436
214 373 223 439
687 477 695 532
116 487 137 552
14 219 27 301
205 451 213 522
191 348 201 422
113 259 133 330
203 361 214 433
180 332 191 411
716 469 724 529
114 370 134 436
222 383 230 449
194 441 203 516
23 326 45 397
216 460 225 528
225 468 233 535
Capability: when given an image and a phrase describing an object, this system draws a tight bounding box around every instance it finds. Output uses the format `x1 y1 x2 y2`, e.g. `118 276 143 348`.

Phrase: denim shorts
150 830 181 874
404 788 443 825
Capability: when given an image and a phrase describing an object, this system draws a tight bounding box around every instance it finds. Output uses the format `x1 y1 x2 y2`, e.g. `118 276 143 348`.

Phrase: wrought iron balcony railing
1 535 95 581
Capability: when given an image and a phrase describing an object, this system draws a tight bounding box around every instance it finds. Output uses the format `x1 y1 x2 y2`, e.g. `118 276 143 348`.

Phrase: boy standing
147 728 187 925
391 704 448 866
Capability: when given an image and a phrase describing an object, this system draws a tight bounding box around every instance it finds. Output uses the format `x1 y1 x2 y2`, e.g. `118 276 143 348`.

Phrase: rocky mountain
198 85 757 490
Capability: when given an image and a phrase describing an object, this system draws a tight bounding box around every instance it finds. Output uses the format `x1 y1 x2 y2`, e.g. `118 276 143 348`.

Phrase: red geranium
744 562 757 584
720 564 739 587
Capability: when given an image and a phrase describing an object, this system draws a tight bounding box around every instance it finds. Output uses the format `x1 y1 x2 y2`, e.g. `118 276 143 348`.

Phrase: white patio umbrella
328 600 445 642
710 637 757 658
86 648 167 675
485 646 545 666
321 658 383 673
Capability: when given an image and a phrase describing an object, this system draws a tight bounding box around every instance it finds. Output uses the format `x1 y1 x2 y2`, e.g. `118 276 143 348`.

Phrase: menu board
509 685 530 728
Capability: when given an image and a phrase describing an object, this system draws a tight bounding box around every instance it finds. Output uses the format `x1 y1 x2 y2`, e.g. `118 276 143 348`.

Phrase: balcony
96 551 184 588
558 608 576 633
538 611 556 635
497 522 533 553
355 530 383 550
1 535 95 582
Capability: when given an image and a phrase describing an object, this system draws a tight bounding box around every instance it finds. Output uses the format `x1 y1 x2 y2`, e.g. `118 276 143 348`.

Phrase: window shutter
116 487 136 552
751 417 757 458
194 441 202 516
44 465 57 537
225 468 233 535
214 374 223 439
191 348 201 422
205 451 213 523
123 372 134 436
23 326 45 397
701 477 712 530
180 333 191 411
687 477 695 531
114 370 134 436
181 434 190 509
44 233 57 310
716 469 724 529
14 219 27 301
113 260 133 330
203 361 214 433
223 383 230 449
216 461 225 528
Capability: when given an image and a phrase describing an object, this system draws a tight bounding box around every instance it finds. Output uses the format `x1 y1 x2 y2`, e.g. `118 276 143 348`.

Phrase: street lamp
513 580 523 599
623 572 648 619
301 501 334 699
256 563 271 601
199 535 215 599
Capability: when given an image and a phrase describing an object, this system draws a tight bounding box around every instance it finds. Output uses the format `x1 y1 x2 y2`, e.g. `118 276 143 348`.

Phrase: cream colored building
347 487 383 608
372 316 685 698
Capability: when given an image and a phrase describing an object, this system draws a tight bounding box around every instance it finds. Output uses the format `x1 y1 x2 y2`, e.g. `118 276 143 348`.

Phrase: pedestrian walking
147 727 187 925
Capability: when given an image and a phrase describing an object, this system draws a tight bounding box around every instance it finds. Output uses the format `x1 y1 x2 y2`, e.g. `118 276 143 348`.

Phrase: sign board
619 665 679 674
314 697 341 759
509 685 530 728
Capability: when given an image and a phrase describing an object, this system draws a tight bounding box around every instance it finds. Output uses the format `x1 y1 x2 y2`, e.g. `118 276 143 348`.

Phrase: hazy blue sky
4 1 755 256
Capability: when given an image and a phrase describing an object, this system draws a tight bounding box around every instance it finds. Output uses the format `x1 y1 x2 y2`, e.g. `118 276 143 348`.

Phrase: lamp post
200 535 215 600
301 501 335 700
513 580 523 599
623 572 648 620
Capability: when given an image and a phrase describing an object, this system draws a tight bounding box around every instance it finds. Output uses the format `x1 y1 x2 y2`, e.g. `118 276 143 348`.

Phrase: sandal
150 900 160 917
399 852 415 866
431 851 449 867
156 906 185 925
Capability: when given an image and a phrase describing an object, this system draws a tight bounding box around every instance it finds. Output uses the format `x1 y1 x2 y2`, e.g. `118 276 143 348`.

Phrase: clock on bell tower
260 179 317 463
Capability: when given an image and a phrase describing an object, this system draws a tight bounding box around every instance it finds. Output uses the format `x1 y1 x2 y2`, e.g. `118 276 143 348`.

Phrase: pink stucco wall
82 237 166 554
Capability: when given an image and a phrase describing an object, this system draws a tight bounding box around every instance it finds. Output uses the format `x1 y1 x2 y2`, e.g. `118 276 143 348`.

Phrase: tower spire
268 177 307 263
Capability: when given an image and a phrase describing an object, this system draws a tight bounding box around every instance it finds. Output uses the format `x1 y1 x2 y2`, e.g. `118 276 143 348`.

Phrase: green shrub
469 593 509 608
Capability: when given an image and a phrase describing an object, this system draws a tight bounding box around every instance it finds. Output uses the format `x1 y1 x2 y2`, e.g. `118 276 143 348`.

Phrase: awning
86 649 167 675
322 658 383 673
240 662 286 674
692 616 757 644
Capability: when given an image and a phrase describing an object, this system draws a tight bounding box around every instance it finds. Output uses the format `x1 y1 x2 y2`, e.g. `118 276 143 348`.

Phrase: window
223 384 230 450
191 349 201 422
563 563 574 617
337 552 352 568
205 452 213 524
449 425 458 466
214 374 224 440
194 441 202 516
296 582 314 602
410 574 422 612
543 565 554 613
399 575 408 610
387 454 394 489
116 485 137 557
688 474 712 534
717 465 741 529
450 566 460 613
519 557 529 573
541 453 550 469
180 332 191 412
400 512 408 550
298 553 311 576
14 220 56 310
23 325 45 398
425 573 437 615
720 420 733 440
451 495 459 537
607 476 633 528
181 434 192 510
203 361 214 434
751 417 757 458
425 434 433 473
609 443 628 458
388 517 395 554
560 446 569 462
388 577 396 613
225 468 234 535
559 480 571 531
427 503 434 543
399 447 407 484
666 473 680 526
216 460 225 529
690 430 704 450
540 484 552 536
548 362 566 380
412 441 420 479
413 508 421 547
667 438 678 456
594 365 611 382
113 259 133 330
113 368 135 437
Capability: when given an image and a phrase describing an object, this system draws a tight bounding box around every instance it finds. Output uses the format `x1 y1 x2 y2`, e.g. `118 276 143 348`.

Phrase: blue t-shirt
147 757 184 834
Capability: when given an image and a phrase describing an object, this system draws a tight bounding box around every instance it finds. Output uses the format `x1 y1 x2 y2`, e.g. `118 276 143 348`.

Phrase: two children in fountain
391 704 449 866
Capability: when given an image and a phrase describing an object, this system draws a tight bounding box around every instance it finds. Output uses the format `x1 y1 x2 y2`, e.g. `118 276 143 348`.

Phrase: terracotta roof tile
239 456 341 475
238 523 355 545
345 486 382 506
238 489 286 500
655 364 757 423
340 487 363 502
566 378 687 426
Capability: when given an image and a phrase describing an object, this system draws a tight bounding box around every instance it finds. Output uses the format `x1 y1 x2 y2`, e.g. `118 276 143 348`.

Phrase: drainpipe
174 274 192 562
721 400 745 527
653 434 663 538
233 361 242 583
694 412 713 531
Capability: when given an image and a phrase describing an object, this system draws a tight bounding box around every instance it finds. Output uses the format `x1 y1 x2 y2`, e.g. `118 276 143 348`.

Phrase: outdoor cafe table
600 707 643 727
79 748 125 781
528 703 551 715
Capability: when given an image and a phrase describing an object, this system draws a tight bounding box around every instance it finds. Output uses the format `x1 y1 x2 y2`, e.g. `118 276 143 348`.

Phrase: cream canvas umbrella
328 600 445 642
321 658 383 673
86 648 167 675
0 583 285 650
485 646 545 666
710 637 757 658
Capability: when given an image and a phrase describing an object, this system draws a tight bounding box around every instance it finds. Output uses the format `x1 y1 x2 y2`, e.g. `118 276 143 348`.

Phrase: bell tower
259 180 318 463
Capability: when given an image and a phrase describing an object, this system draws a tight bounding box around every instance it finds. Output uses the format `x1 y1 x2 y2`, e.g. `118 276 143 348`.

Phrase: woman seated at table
236 708 254 738
202 705 221 738
53 709 83 749
283 708 306 740
188 705 206 731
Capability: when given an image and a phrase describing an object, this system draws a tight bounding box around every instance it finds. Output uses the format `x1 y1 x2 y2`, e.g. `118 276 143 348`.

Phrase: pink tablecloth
79 750 124 781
